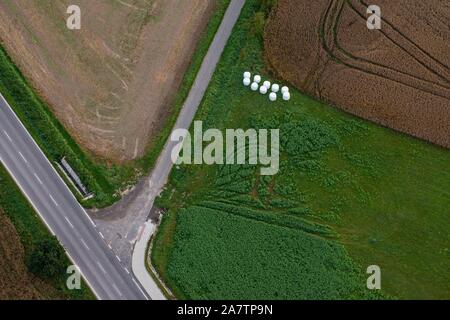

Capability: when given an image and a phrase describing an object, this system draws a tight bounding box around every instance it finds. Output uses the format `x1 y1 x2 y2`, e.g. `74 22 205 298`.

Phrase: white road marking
96 261 106 274
108 244 113 250
85 214 96 227
112 283 122 297
2 130 12 142
124 267 130 274
99 232 105 239
81 239 90 250
64 216 74 229
132 278 147 297
116 255 121 262
49 194 58 207
18 151 28 164
34 173 43 185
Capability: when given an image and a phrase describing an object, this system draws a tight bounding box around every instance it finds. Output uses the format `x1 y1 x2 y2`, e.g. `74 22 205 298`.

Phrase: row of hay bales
243 71 290 101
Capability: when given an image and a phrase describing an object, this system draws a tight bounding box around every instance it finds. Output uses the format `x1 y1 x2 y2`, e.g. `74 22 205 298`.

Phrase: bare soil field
0 210 62 300
265 0 450 148
0 0 215 161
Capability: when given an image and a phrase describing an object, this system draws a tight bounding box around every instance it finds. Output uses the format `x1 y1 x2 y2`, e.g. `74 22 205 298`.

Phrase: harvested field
0 0 215 161
265 0 450 148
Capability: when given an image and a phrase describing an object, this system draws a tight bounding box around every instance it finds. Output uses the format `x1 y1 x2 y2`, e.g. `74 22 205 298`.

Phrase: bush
256 0 278 15
27 236 67 279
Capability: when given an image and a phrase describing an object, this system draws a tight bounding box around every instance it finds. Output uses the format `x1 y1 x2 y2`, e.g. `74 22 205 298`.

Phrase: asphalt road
0 93 149 300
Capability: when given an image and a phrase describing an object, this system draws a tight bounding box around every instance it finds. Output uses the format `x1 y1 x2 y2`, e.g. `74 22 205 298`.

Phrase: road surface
0 93 148 300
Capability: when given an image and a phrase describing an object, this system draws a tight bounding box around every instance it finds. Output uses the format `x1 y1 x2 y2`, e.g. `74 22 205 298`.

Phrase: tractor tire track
319 0 450 101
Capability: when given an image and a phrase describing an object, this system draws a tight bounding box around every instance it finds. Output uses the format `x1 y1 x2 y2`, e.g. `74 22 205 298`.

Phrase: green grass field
151 0 450 299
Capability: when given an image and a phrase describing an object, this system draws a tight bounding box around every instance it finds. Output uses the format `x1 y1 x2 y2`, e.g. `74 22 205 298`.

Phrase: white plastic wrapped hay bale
271 84 280 93
283 91 291 101
259 86 268 94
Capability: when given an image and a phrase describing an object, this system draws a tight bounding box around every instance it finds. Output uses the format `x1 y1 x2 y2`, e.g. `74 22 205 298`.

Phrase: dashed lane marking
34 173 43 185
2 130 12 142
18 151 28 164
64 216 74 229
96 261 106 274
49 194 59 207
81 239 90 250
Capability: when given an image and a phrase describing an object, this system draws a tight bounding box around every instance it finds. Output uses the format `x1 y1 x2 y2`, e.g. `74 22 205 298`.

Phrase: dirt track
265 0 450 148
0 0 215 161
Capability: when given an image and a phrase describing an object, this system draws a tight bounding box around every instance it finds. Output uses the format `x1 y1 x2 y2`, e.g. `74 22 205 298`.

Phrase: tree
27 236 67 279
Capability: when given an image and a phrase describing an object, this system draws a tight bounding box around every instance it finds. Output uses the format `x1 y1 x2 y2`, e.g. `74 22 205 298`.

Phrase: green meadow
151 0 450 300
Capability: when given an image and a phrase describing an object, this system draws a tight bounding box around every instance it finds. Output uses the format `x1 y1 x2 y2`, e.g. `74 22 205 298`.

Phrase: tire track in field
324 0 450 97
358 0 450 72
350 0 450 85
336 0 450 94
197 201 336 240
319 0 450 101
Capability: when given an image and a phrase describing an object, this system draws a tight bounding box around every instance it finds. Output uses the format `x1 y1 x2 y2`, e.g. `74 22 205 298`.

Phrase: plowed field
265 0 450 148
